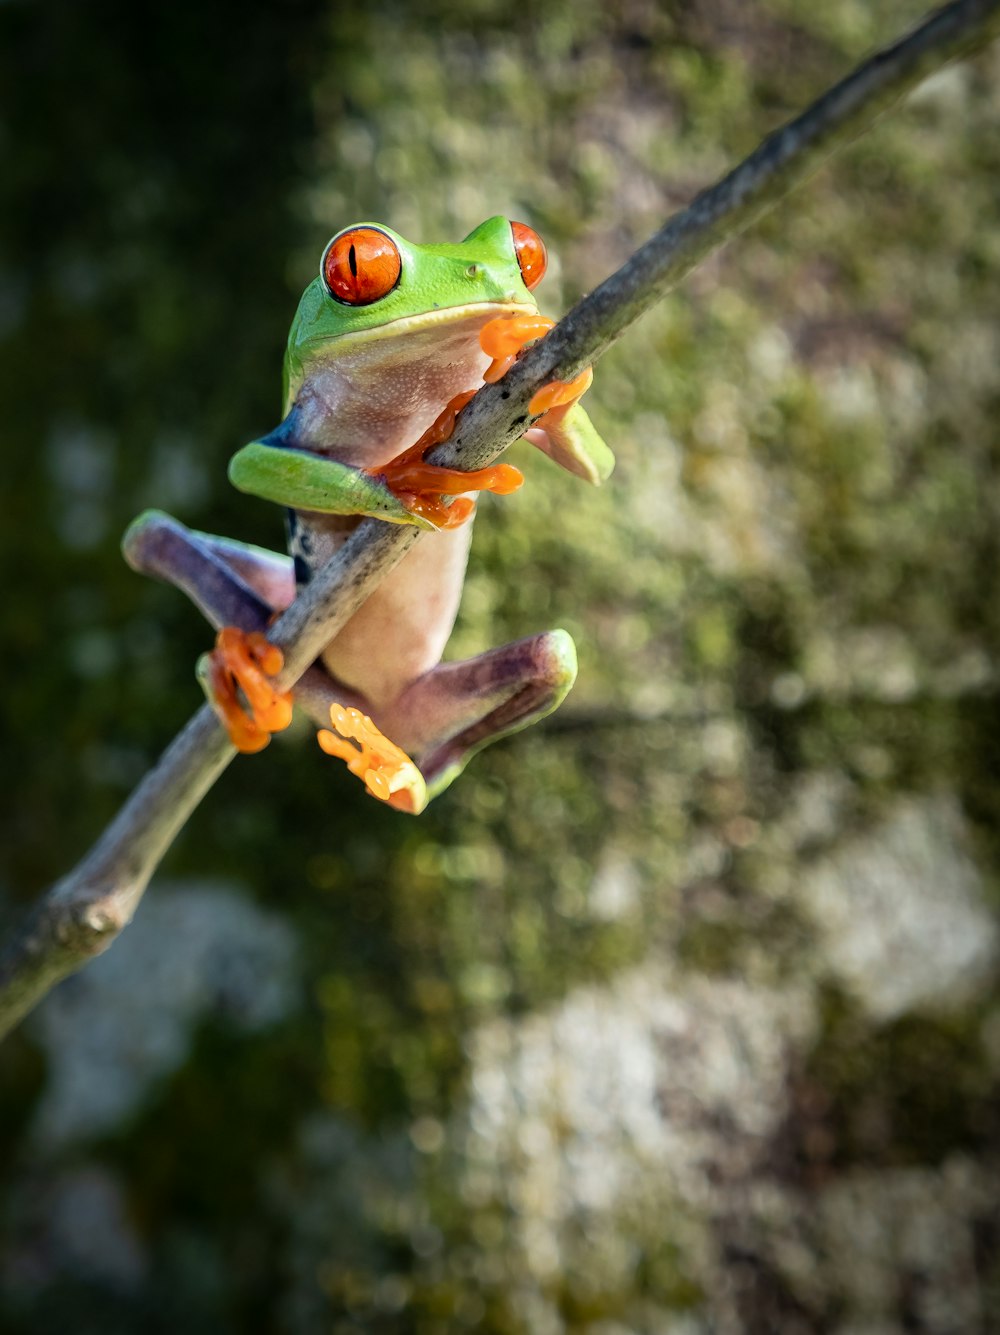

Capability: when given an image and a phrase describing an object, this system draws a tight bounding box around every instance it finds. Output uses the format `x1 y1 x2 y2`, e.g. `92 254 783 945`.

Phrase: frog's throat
292 300 537 355
283 300 541 446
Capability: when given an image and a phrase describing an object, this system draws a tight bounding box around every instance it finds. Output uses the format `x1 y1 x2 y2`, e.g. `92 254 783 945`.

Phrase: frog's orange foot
370 387 523 531
528 366 594 418
200 627 293 754
480 314 594 423
480 313 555 382
318 703 428 813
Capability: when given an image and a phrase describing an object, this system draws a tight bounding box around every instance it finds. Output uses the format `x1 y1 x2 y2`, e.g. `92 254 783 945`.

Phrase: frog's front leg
228 398 522 535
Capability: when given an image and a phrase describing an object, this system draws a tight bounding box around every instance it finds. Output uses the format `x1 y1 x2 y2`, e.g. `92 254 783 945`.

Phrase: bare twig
1 0 997 1039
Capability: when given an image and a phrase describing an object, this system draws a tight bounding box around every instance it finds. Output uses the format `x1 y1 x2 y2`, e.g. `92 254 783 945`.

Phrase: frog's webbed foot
198 627 294 754
480 313 592 415
479 315 614 485
369 389 523 530
317 704 427 813
300 630 576 813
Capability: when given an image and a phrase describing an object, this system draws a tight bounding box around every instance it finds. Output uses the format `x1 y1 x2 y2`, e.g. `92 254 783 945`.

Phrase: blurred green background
2 1 999 1331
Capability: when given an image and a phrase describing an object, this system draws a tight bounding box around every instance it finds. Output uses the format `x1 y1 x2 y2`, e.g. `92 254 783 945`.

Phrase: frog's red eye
322 227 402 305
511 221 547 291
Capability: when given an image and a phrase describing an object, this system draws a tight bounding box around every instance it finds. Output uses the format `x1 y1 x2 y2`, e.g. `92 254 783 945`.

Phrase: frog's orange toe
382 455 523 501
529 367 594 417
479 314 594 422
399 493 478 530
479 313 555 382
201 627 294 753
371 384 524 530
363 769 392 802
318 704 427 812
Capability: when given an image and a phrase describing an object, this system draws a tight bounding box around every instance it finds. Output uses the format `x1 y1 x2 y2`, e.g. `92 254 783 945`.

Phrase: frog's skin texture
123 217 612 813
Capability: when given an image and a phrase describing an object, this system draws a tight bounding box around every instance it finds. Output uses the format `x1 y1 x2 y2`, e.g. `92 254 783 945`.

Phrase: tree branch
2 0 997 1040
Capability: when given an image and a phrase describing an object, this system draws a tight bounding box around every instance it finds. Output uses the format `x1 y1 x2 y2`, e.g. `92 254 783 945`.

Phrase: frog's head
282 216 546 412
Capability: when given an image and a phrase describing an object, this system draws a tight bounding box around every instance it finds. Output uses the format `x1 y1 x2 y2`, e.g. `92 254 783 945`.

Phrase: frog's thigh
123 509 296 626
384 629 578 792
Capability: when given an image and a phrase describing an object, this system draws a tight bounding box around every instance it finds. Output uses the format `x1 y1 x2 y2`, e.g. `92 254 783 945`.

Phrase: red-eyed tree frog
123 217 613 813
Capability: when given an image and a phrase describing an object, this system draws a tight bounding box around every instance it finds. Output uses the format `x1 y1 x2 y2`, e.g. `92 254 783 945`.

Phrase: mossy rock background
1 1 998 1330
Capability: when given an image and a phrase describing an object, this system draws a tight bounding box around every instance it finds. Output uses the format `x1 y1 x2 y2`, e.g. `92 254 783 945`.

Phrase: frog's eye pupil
323 227 401 305
511 221 547 291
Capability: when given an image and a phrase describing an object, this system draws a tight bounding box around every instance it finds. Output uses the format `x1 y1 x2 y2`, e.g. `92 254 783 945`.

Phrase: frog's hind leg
123 509 368 734
381 629 578 804
123 508 296 627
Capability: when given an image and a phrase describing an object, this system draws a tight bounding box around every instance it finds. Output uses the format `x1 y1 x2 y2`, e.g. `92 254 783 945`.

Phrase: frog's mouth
286 301 539 465
294 299 537 353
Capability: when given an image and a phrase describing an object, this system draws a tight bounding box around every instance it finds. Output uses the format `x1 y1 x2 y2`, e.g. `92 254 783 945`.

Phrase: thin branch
1 0 997 1040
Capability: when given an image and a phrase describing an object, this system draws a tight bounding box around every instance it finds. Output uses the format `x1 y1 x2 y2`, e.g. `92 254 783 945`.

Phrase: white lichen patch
801 795 998 1020
31 880 299 1147
624 404 798 577
818 1160 994 1332
586 846 640 921
804 625 922 702
461 965 816 1289
747 1158 999 1334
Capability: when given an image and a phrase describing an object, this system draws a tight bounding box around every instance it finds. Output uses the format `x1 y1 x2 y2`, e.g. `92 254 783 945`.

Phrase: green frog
124 217 613 812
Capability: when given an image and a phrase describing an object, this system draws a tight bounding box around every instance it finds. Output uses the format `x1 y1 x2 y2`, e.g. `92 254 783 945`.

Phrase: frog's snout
459 257 524 306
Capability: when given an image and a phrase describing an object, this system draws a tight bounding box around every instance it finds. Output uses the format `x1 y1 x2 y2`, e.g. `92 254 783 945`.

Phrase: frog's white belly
295 510 475 710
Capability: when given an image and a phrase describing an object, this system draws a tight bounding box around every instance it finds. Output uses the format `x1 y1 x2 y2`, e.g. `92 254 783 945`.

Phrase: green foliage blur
1 1 999 1331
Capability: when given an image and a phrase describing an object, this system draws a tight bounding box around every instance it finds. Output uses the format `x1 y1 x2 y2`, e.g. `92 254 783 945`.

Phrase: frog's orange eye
511 221 547 291
322 227 402 305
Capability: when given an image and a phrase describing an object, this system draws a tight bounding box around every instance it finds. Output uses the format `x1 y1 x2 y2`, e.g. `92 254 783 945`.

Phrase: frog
123 216 613 813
